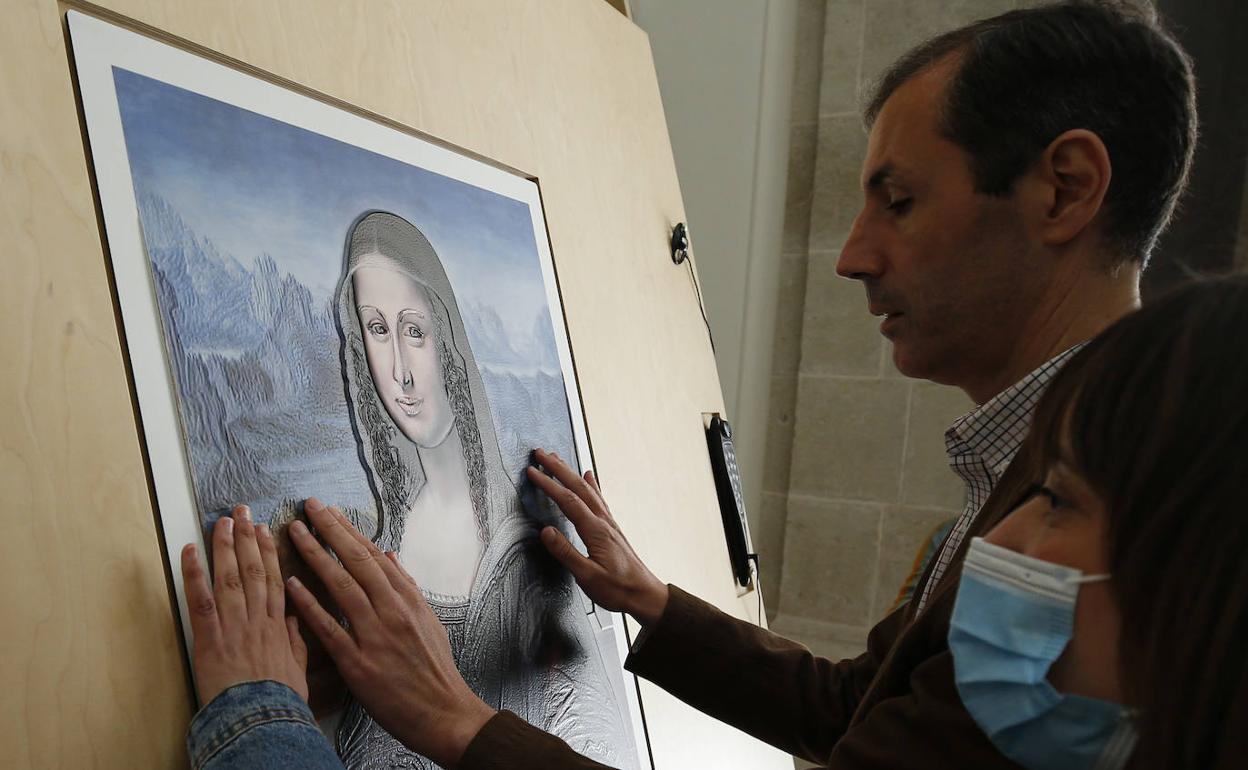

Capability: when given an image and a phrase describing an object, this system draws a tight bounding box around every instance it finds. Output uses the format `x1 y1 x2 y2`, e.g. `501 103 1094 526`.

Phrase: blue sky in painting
110 67 577 518
112 66 547 320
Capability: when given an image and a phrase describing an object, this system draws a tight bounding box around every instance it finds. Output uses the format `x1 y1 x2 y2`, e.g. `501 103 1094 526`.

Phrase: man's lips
869 305 904 336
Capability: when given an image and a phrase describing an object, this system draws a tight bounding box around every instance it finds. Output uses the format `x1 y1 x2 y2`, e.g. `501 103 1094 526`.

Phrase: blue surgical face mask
949 537 1137 770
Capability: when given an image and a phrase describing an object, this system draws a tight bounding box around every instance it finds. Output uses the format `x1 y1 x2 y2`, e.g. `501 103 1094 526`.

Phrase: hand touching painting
332 213 635 769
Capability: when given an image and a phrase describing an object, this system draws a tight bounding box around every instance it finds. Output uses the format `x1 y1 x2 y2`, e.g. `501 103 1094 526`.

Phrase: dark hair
864 0 1197 265
1025 275 1248 770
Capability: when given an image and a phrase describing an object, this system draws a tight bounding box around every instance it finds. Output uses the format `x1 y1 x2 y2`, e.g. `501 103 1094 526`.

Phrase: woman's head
352 256 455 448
336 211 499 547
987 275 1248 769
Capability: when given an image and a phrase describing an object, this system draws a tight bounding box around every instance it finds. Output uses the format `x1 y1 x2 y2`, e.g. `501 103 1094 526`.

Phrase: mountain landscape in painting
138 192 575 528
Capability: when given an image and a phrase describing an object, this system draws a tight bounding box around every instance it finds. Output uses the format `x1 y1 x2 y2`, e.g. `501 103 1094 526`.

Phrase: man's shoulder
860 441 1043 702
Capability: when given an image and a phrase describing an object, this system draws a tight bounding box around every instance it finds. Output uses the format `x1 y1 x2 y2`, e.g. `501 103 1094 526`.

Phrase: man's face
837 60 1048 394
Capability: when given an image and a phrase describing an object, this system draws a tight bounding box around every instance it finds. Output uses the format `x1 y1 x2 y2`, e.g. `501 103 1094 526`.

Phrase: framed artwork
69 11 649 769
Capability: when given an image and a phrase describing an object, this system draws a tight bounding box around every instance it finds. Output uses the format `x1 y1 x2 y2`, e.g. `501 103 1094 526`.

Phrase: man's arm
456 588 900 770
623 586 899 762
821 650 1014 769
612 590 1012 770
528 451 896 762
461 711 614 770
522 452 1019 769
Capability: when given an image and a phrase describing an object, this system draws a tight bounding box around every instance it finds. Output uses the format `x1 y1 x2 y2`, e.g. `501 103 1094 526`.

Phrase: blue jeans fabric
187 680 344 770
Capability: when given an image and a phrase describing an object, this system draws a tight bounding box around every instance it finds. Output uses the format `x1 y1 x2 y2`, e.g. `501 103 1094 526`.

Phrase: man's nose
836 211 883 281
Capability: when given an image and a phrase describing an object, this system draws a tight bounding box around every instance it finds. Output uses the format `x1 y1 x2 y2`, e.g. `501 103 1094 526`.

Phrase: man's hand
527 449 670 628
284 497 496 768
181 505 309 706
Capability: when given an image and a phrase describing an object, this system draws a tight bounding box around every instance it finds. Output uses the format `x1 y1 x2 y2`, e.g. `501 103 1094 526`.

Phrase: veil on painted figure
331 211 635 769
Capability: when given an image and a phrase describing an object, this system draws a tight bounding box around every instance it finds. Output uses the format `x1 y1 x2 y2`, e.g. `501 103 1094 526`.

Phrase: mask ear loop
1067 573 1112 584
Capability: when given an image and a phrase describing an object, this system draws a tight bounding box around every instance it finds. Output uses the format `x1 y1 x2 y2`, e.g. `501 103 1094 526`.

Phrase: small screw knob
671 222 690 264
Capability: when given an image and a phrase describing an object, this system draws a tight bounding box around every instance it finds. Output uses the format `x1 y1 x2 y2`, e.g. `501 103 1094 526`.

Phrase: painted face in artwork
353 258 456 448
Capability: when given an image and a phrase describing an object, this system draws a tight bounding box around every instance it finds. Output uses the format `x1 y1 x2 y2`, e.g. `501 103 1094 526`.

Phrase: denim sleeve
187 680 344 770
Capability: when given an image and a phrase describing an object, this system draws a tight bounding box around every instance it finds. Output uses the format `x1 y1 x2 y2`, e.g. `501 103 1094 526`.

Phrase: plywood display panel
0 1 788 767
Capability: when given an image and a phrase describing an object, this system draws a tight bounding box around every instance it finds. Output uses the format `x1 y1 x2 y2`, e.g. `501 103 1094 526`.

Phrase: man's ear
1033 129 1113 248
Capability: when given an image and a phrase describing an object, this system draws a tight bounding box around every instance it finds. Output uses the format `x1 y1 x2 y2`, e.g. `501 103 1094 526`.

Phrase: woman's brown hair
1025 275 1248 768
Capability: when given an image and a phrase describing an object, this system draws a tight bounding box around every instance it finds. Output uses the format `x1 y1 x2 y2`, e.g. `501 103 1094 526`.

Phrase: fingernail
222 516 234 533
287 575 303 590
238 505 252 523
257 523 271 538
290 520 308 536
305 498 325 513
184 542 197 557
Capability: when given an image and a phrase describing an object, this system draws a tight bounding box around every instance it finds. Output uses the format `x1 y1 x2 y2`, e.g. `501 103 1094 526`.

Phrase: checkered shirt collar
944 344 1085 487
912 343 1086 615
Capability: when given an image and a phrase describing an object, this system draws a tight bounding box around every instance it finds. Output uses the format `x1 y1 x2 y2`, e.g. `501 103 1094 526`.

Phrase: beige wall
2 2 793 766
630 0 798 540
762 0 1035 658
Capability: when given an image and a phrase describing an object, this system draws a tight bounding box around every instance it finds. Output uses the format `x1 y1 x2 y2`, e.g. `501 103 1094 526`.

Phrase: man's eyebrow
397 308 427 320
357 304 381 315
864 164 895 192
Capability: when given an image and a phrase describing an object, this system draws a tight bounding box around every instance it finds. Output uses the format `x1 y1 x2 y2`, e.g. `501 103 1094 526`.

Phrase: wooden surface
1 0 787 767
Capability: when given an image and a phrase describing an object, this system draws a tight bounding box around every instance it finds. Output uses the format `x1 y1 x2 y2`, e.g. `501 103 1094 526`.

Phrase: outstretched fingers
211 515 247 626
581 469 622 531
286 514 378 630
584 468 602 495
579 468 609 512
526 465 600 537
286 575 358 664
539 526 598 585
323 503 409 598
379 551 438 621
255 522 285 619
532 450 606 517
304 499 396 603
230 505 268 619
181 543 221 648
383 551 419 588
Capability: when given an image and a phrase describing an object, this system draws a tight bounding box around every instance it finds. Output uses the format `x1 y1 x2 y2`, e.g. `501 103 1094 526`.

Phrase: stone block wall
761 0 1033 660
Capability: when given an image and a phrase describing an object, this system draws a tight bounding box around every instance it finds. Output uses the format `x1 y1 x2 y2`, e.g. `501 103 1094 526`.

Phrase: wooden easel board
1 1 789 768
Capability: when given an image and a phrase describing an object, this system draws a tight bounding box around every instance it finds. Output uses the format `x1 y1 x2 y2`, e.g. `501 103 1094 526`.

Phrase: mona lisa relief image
330 212 631 767
71 18 646 768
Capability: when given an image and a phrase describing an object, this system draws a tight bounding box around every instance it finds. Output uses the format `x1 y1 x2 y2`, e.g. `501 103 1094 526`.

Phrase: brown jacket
461 441 1039 769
